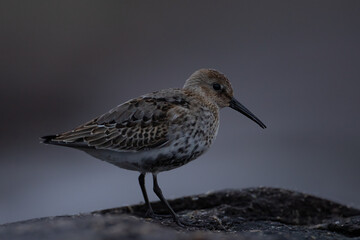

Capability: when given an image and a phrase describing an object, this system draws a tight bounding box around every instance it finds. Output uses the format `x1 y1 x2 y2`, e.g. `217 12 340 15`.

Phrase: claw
145 209 172 219
173 215 206 228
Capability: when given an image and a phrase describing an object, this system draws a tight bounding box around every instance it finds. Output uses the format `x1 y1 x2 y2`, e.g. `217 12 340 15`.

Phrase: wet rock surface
1 187 360 240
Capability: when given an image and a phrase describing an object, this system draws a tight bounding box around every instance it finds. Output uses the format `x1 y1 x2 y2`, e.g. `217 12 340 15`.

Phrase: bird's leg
138 173 154 217
152 173 205 227
138 173 171 219
152 173 184 225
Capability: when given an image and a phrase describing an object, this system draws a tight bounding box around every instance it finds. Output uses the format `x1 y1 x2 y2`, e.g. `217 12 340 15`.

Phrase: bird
41 69 266 226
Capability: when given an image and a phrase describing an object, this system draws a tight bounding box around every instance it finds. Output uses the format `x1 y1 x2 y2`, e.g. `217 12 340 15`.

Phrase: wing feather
47 89 190 152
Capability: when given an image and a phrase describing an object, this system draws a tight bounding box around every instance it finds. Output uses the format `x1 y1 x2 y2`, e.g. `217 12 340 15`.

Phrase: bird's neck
183 88 220 114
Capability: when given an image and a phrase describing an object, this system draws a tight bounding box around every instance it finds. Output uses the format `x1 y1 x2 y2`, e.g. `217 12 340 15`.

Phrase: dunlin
42 69 266 226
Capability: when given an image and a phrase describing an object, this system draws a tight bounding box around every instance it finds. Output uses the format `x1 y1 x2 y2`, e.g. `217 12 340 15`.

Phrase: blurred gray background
1 0 359 224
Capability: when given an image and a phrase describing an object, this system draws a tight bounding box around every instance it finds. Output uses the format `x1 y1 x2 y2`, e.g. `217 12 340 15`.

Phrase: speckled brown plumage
48 87 221 172
55 90 190 152
42 69 266 227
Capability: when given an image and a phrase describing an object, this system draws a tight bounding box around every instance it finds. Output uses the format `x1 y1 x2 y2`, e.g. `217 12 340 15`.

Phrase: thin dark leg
151 174 205 227
152 173 184 226
139 173 172 219
138 173 154 217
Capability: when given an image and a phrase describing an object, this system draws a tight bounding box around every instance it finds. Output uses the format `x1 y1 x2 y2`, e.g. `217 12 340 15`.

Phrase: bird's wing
46 90 190 152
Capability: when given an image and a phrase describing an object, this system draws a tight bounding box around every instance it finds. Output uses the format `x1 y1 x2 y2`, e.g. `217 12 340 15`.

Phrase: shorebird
42 69 266 226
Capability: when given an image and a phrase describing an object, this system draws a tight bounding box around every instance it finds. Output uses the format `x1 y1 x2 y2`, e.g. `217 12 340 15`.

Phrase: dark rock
1 187 360 240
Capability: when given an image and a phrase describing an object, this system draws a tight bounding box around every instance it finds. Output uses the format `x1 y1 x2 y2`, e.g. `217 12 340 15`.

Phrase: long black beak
229 98 266 129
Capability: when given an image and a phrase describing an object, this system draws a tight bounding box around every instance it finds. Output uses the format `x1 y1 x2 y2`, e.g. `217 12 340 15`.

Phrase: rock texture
1 187 360 240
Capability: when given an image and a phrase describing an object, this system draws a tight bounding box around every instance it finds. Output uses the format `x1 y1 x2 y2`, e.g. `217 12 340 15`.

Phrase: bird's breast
169 103 220 158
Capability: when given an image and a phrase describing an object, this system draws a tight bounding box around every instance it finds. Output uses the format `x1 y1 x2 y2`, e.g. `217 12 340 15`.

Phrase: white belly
84 136 209 173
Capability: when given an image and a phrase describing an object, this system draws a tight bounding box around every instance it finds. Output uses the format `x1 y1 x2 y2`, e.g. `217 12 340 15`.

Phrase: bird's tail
40 135 58 144
40 134 91 149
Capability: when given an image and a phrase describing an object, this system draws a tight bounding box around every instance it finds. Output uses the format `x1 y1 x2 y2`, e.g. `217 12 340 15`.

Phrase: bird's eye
212 83 221 91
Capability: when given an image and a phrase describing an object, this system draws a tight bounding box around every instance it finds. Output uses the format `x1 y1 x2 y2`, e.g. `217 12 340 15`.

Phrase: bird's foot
146 210 205 228
173 215 206 228
145 209 172 219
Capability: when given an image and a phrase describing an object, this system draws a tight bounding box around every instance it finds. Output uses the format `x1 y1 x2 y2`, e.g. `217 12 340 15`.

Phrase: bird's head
184 69 266 129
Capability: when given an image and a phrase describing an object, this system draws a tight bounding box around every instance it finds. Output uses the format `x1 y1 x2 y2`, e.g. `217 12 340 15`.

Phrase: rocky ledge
1 187 360 240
